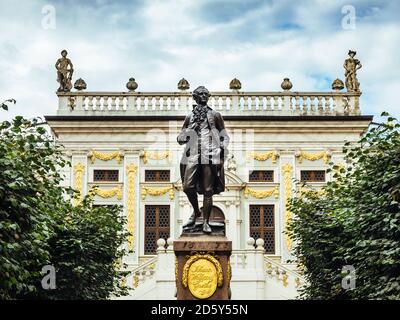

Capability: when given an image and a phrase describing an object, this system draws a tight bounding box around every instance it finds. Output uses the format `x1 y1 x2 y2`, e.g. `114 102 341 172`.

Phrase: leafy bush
288 113 400 299
1 101 129 299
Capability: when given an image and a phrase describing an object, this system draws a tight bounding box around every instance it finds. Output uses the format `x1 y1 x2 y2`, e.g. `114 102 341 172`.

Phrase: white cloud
0 0 399 121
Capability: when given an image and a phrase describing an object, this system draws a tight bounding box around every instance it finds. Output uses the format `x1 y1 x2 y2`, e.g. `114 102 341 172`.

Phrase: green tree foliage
287 113 400 299
1 101 129 299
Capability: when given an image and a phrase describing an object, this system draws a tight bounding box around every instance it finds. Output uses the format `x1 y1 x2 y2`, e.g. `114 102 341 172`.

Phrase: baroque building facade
46 72 372 299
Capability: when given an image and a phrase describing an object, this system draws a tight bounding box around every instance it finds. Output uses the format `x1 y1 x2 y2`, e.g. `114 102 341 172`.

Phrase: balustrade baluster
118 97 124 110
325 96 332 114
155 96 160 111
301 96 308 114
111 96 117 111
310 96 316 113
316 96 323 114
266 96 272 111
95 96 101 110
273 96 279 110
86 96 92 111
221 96 227 111
250 96 257 110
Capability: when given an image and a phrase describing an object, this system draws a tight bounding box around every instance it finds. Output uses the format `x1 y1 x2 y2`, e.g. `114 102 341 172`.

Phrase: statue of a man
344 50 362 92
177 86 229 233
55 49 74 92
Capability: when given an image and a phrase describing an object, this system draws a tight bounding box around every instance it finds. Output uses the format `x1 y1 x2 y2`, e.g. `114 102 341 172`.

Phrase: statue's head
348 50 356 57
61 49 68 57
193 86 210 106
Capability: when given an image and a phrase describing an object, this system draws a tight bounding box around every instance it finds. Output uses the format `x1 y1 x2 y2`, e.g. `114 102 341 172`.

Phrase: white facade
46 88 371 299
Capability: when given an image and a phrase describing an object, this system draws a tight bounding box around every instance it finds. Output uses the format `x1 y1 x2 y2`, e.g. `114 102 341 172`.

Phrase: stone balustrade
57 91 361 116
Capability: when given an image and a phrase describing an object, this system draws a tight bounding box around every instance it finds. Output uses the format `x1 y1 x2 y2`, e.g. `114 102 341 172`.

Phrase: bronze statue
55 49 74 92
177 86 229 234
344 50 362 92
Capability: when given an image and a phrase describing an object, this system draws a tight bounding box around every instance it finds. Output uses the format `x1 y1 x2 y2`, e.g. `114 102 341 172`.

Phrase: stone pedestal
174 235 232 300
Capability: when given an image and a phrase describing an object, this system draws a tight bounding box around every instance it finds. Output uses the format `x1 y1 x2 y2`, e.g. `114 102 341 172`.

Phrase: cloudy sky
0 0 399 121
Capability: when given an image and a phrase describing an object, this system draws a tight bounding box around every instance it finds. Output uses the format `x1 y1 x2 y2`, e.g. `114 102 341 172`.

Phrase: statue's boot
183 211 200 228
202 221 212 234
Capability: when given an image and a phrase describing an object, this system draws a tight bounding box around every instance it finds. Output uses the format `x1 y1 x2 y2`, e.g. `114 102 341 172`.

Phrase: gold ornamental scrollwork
91 186 123 200
73 163 85 206
282 163 293 251
89 149 123 164
141 150 172 164
282 273 289 287
182 253 223 299
133 275 139 288
296 150 331 164
247 151 278 163
141 186 174 200
244 186 279 199
126 164 137 250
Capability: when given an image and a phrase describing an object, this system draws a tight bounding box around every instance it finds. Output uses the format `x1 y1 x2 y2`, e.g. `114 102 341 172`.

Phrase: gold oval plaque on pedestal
182 253 224 299
188 258 218 299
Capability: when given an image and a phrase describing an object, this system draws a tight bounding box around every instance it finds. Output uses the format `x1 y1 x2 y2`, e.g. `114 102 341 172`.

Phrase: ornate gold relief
182 253 223 299
282 273 289 287
141 150 172 164
282 163 293 251
91 186 123 200
141 185 174 200
73 163 85 206
89 149 123 164
227 258 232 283
244 186 279 199
126 163 137 250
247 151 278 163
133 275 139 288
296 150 331 164
120 276 127 288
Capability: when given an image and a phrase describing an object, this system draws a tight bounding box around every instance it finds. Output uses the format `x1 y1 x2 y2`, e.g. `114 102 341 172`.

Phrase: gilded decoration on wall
282 273 289 287
141 185 174 200
295 150 331 164
73 162 85 206
247 151 279 163
244 186 279 199
89 149 123 164
282 163 293 251
141 150 172 164
133 275 139 288
126 164 137 250
91 186 123 200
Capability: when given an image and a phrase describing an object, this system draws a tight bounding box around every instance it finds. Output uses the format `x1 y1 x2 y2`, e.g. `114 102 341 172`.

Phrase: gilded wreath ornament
89 149 124 164
244 186 279 199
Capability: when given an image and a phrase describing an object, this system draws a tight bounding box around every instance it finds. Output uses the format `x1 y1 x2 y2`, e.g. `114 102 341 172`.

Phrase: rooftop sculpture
344 50 362 92
55 49 74 92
